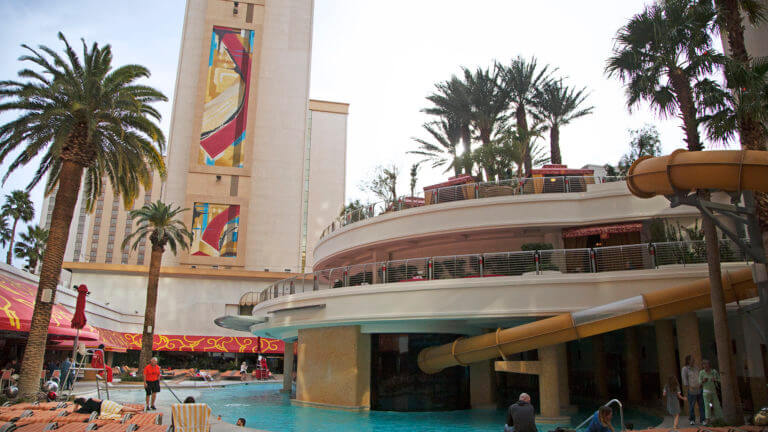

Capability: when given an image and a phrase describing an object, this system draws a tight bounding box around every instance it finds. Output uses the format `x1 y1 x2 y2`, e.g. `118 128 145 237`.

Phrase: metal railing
241 238 750 306
321 175 625 240
575 399 625 431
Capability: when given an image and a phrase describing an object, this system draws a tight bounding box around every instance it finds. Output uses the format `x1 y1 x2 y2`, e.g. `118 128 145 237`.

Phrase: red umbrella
71 285 88 329
70 284 89 361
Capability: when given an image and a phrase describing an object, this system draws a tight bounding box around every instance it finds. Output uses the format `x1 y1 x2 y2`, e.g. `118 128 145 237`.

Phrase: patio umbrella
70 284 89 361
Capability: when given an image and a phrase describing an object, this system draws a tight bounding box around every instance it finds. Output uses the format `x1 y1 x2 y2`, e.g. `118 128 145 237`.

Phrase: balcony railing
239 239 750 306
320 175 625 240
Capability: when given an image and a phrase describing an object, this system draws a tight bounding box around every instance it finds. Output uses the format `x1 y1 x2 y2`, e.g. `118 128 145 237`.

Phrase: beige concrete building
41 0 348 273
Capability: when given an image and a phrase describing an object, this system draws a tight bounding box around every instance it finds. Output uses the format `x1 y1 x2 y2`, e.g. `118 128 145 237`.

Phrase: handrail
241 238 751 306
321 175 625 240
575 399 625 431
160 378 183 403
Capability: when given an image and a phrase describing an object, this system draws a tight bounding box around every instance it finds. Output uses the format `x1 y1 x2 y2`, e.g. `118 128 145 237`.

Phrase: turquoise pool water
102 383 660 432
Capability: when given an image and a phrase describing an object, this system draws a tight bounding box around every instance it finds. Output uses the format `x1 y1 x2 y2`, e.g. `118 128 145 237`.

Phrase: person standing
91 344 113 383
505 393 537 432
240 361 248 382
60 357 74 390
681 355 705 425
663 375 687 429
699 359 723 424
143 357 161 411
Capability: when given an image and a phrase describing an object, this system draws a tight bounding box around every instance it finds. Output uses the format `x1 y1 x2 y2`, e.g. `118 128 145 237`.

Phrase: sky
0 0 726 265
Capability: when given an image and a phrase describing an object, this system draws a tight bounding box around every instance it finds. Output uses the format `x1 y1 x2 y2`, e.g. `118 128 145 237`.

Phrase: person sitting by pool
587 406 615 432
236 418 246 427
73 397 142 420
184 397 195 403
505 392 536 432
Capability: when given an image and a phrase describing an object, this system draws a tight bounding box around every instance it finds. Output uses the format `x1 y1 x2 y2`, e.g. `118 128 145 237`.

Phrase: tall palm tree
123 200 192 372
2 190 34 265
0 216 12 250
14 225 48 274
0 33 166 397
606 0 743 423
409 118 463 176
532 79 593 165
424 77 474 175
499 56 553 176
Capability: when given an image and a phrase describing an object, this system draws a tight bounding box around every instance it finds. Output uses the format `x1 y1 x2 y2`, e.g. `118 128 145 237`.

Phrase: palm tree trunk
669 70 744 424
461 127 473 176
701 211 743 424
516 106 532 176
138 245 164 373
549 125 561 165
6 218 18 265
16 160 84 398
716 0 749 63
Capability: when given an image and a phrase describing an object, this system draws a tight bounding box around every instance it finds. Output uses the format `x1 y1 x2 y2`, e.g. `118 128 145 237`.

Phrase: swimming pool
101 383 661 432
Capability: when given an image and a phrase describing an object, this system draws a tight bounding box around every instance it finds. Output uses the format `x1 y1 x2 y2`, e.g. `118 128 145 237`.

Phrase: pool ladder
574 399 625 431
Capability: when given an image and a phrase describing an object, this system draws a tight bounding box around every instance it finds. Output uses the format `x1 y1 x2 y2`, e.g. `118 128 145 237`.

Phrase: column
470 360 495 408
295 325 371 410
741 315 768 408
676 312 702 413
624 327 643 404
593 335 609 400
281 341 295 393
555 343 572 411
654 320 677 392
539 345 562 419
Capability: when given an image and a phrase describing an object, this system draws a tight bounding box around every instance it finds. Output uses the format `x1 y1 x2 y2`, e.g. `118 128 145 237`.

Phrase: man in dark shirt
506 393 537 432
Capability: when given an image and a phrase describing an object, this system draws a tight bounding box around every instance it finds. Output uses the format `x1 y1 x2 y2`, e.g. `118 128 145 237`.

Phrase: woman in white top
240 361 248 381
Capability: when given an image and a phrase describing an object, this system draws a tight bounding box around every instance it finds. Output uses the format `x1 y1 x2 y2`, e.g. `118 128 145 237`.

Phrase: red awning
562 222 643 238
0 273 100 341
423 175 476 191
89 327 284 354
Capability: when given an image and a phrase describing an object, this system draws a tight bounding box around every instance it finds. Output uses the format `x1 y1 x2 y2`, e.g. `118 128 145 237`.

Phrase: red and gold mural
191 202 240 257
94 328 283 354
199 26 254 168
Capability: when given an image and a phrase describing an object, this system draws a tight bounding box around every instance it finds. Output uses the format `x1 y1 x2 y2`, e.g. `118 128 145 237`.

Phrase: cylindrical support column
625 327 643 404
556 343 571 410
470 360 495 408
282 342 295 393
539 345 562 419
593 335 609 400
654 320 677 393
741 314 768 409
676 312 702 413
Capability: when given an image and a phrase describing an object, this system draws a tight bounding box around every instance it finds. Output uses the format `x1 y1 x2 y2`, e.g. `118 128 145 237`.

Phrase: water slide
418 149 768 374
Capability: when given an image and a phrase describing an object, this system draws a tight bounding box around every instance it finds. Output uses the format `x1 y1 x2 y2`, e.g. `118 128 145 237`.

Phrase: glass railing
320 176 625 240
239 239 750 306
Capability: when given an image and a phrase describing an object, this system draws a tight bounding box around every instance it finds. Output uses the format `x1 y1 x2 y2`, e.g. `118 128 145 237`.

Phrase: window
108 235 115 242
105 252 112 259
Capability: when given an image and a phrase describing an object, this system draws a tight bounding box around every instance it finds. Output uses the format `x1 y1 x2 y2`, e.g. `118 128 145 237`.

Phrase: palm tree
123 201 192 372
713 0 766 150
606 0 743 423
499 56 553 176
409 119 463 176
424 77 474 175
476 122 550 180
532 79 593 165
0 33 166 397
2 190 34 265
14 225 48 274
0 216 12 250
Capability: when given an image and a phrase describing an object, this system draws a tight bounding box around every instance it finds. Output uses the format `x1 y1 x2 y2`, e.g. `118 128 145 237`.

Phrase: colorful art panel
198 26 255 168
191 203 240 258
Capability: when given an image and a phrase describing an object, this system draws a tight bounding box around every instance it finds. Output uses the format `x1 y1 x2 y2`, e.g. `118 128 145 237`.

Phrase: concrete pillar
282 341 295 393
556 344 569 405
625 327 643 404
539 345 561 419
654 320 677 393
593 335 609 400
741 315 768 409
676 312 702 413
295 325 371 410
470 360 495 408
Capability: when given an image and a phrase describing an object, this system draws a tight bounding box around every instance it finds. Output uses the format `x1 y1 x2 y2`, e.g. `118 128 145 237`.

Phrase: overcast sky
1 0 726 264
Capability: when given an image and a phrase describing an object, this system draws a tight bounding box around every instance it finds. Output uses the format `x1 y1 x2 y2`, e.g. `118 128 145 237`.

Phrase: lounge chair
126 413 162 426
218 371 239 380
55 412 98 424
0 422 57 432
170 403 211 432
133 425 170 432
0 411 32 423
55 423 98 432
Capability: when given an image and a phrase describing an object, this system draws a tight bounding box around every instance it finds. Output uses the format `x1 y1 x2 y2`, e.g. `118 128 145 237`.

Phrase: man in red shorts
143 357 161 411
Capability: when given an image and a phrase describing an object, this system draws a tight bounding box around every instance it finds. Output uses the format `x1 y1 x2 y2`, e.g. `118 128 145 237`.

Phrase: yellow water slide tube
625 149 768 198
418 267 757 374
